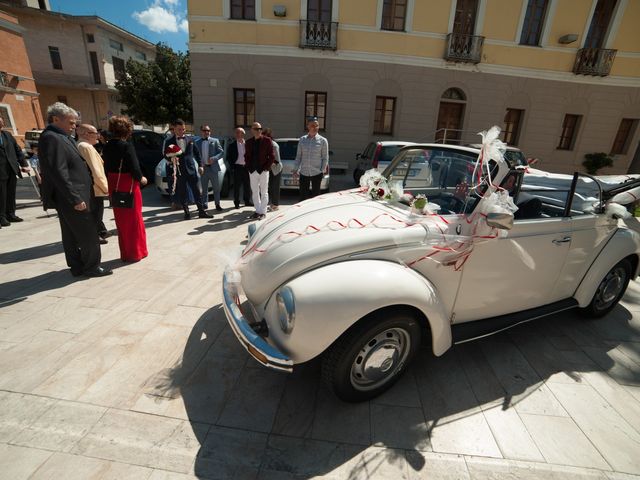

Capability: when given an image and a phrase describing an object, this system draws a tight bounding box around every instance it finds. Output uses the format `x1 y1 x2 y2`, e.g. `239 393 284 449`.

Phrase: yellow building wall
412 0 451 34
261 0 301 20
339 29 444 57
339 0 377 26
483 0 523 41
546 0 592 48
612 0 640 51
188 0 222 16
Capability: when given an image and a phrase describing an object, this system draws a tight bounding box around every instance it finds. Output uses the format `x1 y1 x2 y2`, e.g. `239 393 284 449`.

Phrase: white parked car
275 138 330 192
155 137 231 198
223 143 640 402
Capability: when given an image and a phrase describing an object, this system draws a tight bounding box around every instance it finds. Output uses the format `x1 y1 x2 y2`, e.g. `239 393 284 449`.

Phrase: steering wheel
434 192 467 214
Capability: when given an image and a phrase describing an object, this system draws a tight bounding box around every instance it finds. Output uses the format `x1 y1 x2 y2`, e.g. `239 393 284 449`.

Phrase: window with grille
558 114 582 150
231 0 255 19
374 96 396 135
381 0 407 31
112 57 126 82
234 88 255 127
520 0 549 46
304 91 327 131
503 109 524 146
48 46 62 70
86 34 95 43
611 118 637 155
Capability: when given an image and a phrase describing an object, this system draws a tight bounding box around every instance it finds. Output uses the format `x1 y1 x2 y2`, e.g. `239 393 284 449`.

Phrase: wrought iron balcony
300 20 338 50
444 33 484 64
573 48 617 76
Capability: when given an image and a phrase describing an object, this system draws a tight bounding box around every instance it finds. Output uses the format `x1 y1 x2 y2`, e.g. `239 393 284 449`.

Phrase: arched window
436 88 467 143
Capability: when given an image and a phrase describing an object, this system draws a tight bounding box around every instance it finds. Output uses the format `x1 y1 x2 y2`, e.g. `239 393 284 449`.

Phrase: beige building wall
189 0 640 174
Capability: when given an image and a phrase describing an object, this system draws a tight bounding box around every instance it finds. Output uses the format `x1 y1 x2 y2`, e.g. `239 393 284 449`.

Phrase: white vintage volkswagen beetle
223 137 640 402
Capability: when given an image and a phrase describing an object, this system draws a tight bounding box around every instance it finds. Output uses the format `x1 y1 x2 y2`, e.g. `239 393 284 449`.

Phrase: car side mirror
486 212 514 230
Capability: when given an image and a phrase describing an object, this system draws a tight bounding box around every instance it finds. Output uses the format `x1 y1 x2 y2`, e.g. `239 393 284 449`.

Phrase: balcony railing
444 33 484 64
573 48 617 76
300 20 338 50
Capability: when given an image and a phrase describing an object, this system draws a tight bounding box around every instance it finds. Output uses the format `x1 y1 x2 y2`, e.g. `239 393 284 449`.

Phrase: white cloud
133 0 188 35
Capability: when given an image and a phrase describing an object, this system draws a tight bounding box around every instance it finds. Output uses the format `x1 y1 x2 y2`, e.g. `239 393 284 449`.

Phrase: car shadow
144 300 638 478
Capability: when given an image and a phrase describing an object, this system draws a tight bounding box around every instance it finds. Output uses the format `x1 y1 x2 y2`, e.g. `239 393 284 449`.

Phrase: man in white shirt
227 127 252 209
294 116 328 200
76 124 109 244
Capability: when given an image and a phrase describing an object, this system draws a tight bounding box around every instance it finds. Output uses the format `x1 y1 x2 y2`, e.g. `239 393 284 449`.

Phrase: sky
50 0 189 52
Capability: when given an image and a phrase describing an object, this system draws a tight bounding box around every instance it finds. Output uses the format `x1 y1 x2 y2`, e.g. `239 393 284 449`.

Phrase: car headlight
276 287 295 334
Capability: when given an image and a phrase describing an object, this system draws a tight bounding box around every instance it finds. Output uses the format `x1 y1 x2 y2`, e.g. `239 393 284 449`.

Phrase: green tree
582 152 613 175
115 43 192 125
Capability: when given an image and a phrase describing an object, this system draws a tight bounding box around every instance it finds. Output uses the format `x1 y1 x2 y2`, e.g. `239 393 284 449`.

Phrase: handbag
111 157 134 208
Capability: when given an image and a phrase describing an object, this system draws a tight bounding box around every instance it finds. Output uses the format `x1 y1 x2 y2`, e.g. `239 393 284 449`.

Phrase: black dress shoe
84 267 113 277
249 212 260 219
258 214 266 220
70 269 83 277
215 204 223 211
234 202 240 209
184 211 191 220
0 218 10 227
198 210 213 218
7 214 23 222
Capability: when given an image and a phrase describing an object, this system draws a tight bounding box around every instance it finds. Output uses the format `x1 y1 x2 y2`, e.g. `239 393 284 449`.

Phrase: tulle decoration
472 125 507 187
605 202 632 219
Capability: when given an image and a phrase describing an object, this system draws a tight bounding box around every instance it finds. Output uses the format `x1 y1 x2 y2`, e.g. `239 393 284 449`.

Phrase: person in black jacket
226 127 252 209
0 116 30 226
164 119 211 220
39 102 111 277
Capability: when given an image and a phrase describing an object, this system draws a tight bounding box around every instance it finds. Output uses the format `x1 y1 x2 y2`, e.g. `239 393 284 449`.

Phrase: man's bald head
77 124 99 145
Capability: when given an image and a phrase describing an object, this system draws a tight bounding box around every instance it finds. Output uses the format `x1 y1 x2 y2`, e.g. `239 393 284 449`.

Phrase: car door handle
552 236 572 245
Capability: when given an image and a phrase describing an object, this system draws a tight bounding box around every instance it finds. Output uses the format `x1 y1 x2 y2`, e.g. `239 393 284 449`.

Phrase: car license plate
284 179 299 186
394 169 420 177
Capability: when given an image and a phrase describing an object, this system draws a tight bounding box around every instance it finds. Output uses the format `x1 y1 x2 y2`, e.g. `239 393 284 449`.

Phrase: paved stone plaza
0 177 639 479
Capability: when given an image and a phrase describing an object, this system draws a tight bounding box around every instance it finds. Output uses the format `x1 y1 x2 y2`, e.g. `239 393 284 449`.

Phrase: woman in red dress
103 116 148 262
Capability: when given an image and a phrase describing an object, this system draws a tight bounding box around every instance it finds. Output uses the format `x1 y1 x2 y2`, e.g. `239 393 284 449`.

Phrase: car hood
235 190 429 304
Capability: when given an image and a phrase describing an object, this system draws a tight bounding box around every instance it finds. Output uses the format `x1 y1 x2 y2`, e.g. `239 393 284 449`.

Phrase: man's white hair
46 102 78 123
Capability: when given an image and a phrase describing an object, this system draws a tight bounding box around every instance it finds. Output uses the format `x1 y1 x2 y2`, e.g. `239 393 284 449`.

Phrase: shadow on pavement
0 241 63 264
144 300 638 478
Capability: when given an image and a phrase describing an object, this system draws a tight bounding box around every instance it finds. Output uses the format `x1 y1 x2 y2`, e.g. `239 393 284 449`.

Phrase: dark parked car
131 129 164 179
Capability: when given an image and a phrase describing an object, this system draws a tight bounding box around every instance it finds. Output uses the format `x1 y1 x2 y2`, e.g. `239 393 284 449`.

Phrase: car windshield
277 140 298 160
132 132 163 149
383 147 484 214
380 145 406 162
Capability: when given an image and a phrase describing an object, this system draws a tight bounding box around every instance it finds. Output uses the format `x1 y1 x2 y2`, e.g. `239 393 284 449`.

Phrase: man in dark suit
165 119 212 220
39 102 111 277
0 116 30 227
226 127 251 209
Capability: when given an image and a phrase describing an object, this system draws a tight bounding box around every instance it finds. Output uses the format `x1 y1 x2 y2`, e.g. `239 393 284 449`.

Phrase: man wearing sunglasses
244 122 274 220
195 124 224 212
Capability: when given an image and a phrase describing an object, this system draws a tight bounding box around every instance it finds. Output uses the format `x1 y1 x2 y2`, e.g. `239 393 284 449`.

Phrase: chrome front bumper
222 272 293 372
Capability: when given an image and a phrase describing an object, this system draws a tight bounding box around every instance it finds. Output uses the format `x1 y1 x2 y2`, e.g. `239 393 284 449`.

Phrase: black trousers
300 173 323 200
92 196 108 237
0 172 17 219
268 171 281 206
176 173 205 211
56 202 101 273
233 164 252 205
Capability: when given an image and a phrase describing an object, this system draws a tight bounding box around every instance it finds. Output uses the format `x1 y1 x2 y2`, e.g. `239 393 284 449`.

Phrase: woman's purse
111 157 134 208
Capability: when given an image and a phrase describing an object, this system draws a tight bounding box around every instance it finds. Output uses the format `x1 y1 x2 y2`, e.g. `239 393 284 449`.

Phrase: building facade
0 9 43 146
188 0 640 174
0 1 156 129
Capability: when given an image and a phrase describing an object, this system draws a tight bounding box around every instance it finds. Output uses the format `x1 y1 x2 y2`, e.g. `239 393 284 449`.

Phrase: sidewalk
0 179 639 479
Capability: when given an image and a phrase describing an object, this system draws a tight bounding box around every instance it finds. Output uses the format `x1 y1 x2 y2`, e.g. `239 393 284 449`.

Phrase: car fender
574 228 640 307
263 260 452 364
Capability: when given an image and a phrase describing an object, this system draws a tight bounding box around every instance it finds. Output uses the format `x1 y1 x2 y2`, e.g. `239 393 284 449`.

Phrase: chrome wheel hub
594 267 626 311
350 327 411 391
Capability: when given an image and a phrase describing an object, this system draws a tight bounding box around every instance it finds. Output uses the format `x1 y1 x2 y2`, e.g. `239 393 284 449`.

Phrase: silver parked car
276 138 330 192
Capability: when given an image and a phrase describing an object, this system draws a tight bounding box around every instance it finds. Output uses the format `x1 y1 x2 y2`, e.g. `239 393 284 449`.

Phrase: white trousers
249 171 269 215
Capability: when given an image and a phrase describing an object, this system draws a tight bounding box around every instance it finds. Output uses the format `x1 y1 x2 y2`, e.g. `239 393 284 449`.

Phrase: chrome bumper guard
222 272 293 372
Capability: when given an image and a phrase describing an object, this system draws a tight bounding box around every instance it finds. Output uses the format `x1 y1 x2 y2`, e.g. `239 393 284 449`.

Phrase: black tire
353 169 363 186
321 310 421 402
579 258 632 318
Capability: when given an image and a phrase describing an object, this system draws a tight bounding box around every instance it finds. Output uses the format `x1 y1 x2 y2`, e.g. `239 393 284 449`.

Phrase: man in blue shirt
293 116 328 200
